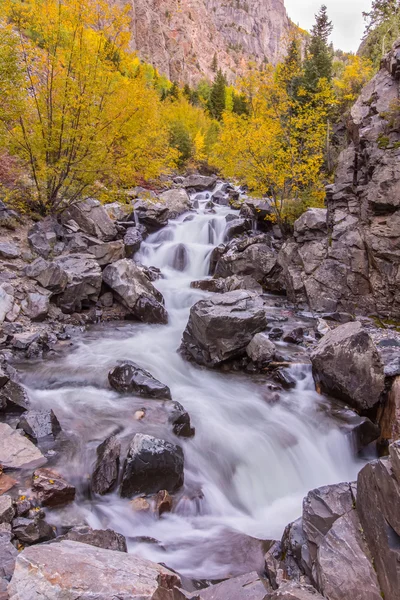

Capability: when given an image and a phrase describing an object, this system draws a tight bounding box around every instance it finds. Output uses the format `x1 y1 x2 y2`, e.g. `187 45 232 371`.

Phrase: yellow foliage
333 55 374 112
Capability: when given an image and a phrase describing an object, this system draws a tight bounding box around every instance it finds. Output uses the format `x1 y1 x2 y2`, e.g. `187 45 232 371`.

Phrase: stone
99 291 113 307
25 257 68 293
268 583 324 599
120 433 184 498
155 490 172 516
214 239 278 286
12 516 55 545
11 332 40 351
0 380 30 412
191 275 263 294
0 473 17 496
180 290 268 367
18 409 61 442
0 423 46 470
32 467 75 507
130 497 151 513
0 366 9 389
282 327 304 345
104 202 130 221
0 242 20 259
8 540 180 599
293 209 327 243
246 332 276 366
182 175 217 191
52 253 102 313
56 526 127 552
199 572 268 599
133 199 169 231
91 435 121 495
124 226 143 257
311 322 386 412
159 188 191 218
61 198 117 241
87 240 125 266
0 283 15 324
0 527 17 588
21 292 50 321
224 218 252 241
168 401 195 438
103 259 168 324
0 496 14 524
27 216 63 259
109 361 171 399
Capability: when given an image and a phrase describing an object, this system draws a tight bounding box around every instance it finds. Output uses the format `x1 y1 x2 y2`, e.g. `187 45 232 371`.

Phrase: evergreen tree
211 52 218 73
232 92 249 116
303 5 334 92
208 69 226 120
168 81 180 100
361 0 400 66
279 36 303 100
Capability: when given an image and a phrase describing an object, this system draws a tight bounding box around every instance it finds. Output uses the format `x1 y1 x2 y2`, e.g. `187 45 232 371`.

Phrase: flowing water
20 188 362 579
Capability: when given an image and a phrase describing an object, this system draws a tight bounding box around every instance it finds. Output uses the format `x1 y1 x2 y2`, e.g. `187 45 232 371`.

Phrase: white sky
285 0 373 52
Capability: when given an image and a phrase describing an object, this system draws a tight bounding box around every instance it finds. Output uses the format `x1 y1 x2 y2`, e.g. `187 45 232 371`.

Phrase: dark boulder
224 218 252 241
32 468 76 507
18 409 61 442
133 200 169 231
182 175 217 191
120 433 184 498
109 361 171 399
61 198 117 241
124 227 143 257
12 516 55 545
283 327 305 345
56 526 127 552
25 257 68 294
91 435 121 496
168 401 195 438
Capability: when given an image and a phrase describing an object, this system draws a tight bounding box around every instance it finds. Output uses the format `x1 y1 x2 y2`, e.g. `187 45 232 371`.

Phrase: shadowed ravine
19 190 362 579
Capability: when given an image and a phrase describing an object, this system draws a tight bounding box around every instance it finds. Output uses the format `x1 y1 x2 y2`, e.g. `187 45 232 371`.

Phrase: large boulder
53 254 102 313
21 291 50 321
180 290 267 367
120 433 184 498
108 361 171 399
0 423 46 470
32 468 75 507
132 199 169 231
214 237 278 284
310 322 386 412
8 540 181 599
293 209 327 243
124 227 143 257
91 435 121 496
61 198 117 241
87 240 125 266
25 257 68 293
27 216 64 259
159 188 191 218
17 409 61 442
182 174 217 191
102 259 168 324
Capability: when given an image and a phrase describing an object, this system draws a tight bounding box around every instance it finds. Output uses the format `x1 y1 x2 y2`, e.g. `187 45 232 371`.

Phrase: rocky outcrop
180 290 268 367
123 0 290 85
278 40 400 319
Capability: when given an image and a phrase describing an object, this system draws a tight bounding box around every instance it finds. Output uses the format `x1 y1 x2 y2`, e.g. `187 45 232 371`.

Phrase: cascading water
21 189 362 580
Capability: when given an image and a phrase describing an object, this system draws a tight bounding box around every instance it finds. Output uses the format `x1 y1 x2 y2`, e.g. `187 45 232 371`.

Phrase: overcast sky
285 0 373 52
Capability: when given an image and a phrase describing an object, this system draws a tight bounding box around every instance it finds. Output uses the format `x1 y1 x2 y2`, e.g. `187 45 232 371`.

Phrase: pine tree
361 0 400 66
168 81 180 100
303 5 334 92
232 92 249 115
211 52 218 73
208 69 226 120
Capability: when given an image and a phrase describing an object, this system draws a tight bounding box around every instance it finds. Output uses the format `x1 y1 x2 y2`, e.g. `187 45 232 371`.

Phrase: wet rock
0 496 14 524
130 497 151 513
54 254 102 313
199 572 268 599
246 332 276 366
311 322 386 412
212 190 230 205
283 327 304 345
87 240 125 266
61 198 117 241
32 467 75 507
120 433 184 498
21 292 50 321
224 218 252 241
12 516 55 545
103 259 168 324
180 290 268 367
18 409 61 442
273 369 297 389
172 243 188 271
124 227 143 257
0 242 20 259
155 490 173 516
269 327 284 340
0 423 46 470
91 435 121 496
25 257 68 294
169 401 195 438
159 188 191 218
182 175 217 191
133 199 169 231
109 361 171 399
11 332 40 351
8 540 181 599
56 526 127 552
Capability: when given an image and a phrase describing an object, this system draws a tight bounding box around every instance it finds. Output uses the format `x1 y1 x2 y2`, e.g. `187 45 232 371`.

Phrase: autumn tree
361 0 400 66
333 55 374 114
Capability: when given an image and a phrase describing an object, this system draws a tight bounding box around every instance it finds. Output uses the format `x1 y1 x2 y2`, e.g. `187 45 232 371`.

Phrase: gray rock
133 199 169 231
104 202 130 221
91 435 121 495
21 292 50 321
61 198 117 241
182 175 217 191
109 361 171 399
0 496 14 524
56 526 127 552
168 401 195 438
0 283 15 324
159 188 191 218
54 254 102 313
124 227 143 257
27 217 63 259
99 292 113 307
199 572 267 599
8 540 180 599
191 275 263 294
0 527 17 588
0 242 20 259
120 433 184 498
224 218 252 241
12 516 55 545
12 332 41 350
293 209 327 243
0 380 30 412
102 259 168 324
215 240 278 285
283 327 304 345
0 423 46 469
180 290 267 367
310 322 386 412
32 467 75 507
18 409 61 442
268 583 324 599
246 332 276 366
87 240 125 266
25 257 68 293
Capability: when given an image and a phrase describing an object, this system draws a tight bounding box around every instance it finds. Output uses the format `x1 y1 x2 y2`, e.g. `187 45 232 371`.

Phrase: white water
24 190 361 579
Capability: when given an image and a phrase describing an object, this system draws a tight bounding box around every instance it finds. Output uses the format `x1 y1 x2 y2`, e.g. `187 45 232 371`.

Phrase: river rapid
19 187 362 580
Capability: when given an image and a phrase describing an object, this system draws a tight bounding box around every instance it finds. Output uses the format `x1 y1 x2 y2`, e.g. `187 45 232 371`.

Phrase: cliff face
124 0 290 84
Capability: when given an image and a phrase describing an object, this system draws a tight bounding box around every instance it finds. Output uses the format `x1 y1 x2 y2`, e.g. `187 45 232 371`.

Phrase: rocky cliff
279 39 400 320
122 0 290 84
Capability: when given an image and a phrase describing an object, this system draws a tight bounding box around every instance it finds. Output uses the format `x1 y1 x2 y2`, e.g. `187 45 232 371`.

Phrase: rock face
180 290 267 367
54 254 102 313
120 433 184 497
102 259 168 324
0 423 46 470
108 361 172 399
278 41 400 318
124 0 289 85
8 540 181 599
